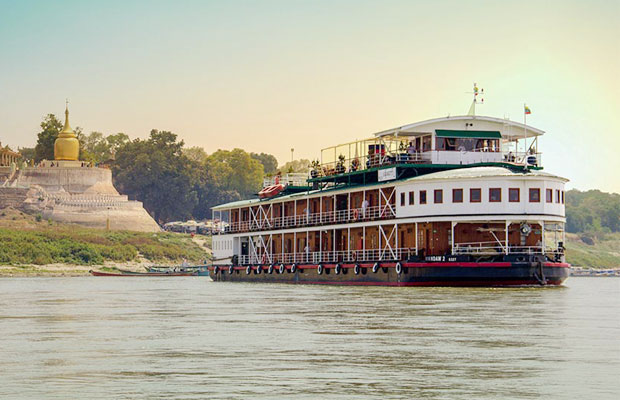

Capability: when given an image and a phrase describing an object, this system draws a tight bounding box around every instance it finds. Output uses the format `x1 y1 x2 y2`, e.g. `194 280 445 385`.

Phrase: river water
0 277 618 399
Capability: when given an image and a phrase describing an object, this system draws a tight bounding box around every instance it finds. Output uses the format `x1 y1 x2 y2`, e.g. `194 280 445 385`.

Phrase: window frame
434 189 443 204
546 188 553 203
408 191 415 205
489 188 502 202
509 188 520 202
529 188 541 203
420 190 427 205
470 188 481 203
452 188 463 203
400 192 406 206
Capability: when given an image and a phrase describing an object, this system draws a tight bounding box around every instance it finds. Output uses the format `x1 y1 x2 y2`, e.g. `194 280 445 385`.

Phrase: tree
184 146 209 163
80 131 130 163
250 152 278 175
34 114 62 162
279 159 311 173
18 147 35 163
112 130 199 223
206 149 264 197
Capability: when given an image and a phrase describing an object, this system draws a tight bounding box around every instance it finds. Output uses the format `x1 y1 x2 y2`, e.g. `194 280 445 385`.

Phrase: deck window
489 188 501 202
400 192 405 206
529 188 541 202
546 189 553 203
452 188 463 203
420 190 427 204
409 191 414 205
470 188 481 203
434 189 443 204
509 188 520 202
556 189 561 203
562 191 565 204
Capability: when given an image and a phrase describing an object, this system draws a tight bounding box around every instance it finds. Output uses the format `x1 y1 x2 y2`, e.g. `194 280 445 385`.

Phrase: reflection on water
0 278 618 399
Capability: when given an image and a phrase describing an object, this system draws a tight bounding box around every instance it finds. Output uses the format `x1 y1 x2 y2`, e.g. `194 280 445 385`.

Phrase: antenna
466 83 484 116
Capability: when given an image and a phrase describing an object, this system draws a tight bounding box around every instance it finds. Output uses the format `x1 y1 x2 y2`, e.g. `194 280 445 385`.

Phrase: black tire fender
372 262 380 273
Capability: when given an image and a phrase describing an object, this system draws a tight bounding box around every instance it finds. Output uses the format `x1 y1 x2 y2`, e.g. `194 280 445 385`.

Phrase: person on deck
361 198 369 218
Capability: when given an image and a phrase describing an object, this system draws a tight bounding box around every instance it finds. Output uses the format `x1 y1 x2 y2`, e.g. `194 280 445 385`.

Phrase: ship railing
453 242 548 255
238 248 415 265
500 151 542 166
224 205 395 233
314 152 426 179
262 173 308 188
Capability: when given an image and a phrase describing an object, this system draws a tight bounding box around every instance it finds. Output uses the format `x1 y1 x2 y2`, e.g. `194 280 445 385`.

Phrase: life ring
255 265 261 274
317 264 323 275
395 262 403 275
291 264 297 273
354 264 361 275
279 263 285 274
268 264 274 274
229 265 234 274
372 262 380 273
246 266 251 275
335 263 341 274
213 266 219 274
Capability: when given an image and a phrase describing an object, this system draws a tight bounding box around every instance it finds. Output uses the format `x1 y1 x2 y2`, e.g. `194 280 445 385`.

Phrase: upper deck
313 115 543 185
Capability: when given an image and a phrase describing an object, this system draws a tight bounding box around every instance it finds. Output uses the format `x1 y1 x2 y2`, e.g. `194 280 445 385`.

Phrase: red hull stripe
273 279 565 287
212 262 569 271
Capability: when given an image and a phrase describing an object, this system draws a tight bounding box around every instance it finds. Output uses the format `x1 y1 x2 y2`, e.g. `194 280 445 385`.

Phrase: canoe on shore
89 269 198 277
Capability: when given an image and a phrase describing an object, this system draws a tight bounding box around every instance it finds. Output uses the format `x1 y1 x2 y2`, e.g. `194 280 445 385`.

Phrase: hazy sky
1 0 618 192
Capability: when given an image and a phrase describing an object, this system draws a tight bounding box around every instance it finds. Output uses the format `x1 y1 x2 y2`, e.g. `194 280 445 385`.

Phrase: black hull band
209 262 569 287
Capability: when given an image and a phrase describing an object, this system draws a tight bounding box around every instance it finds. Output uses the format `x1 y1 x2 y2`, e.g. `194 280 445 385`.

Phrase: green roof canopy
435 129 502 139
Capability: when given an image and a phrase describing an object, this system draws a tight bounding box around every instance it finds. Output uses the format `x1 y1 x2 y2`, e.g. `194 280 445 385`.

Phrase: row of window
400 188 565 206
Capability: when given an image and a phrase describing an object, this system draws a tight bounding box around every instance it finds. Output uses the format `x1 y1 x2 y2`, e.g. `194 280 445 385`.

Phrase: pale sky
1 0 618 192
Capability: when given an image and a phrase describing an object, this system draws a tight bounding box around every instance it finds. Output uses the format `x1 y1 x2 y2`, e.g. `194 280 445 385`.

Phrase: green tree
112 130 199 223
80 131 129 163
18 147 35 163
279 158 311 173
250 152 278 175
184 146 209 163
565 189 620 235
206 149 264 197
34 114 62 162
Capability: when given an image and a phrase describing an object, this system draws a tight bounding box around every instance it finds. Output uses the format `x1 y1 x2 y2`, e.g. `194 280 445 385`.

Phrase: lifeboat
258 183 285 198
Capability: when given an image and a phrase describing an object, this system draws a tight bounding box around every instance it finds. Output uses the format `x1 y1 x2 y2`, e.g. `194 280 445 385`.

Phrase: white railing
225 204 395 233
453 241 551 255
315 152 426 178
263 173 308 187
239 247 415 265
500 151 542 166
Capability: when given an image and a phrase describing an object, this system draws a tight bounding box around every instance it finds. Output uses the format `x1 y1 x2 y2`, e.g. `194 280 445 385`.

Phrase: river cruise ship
209 110 569 286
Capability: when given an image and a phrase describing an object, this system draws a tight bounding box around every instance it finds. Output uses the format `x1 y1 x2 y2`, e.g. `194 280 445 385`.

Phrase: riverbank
0 208 209 277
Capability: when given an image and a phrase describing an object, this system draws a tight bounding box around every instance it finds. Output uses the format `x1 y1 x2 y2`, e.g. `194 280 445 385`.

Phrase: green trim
435 129 501 139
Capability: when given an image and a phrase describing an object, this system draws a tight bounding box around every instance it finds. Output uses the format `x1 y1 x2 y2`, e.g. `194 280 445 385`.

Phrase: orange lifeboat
258 184 285 199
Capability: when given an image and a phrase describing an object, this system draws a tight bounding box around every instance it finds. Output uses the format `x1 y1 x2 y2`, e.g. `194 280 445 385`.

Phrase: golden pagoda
54 102 80 161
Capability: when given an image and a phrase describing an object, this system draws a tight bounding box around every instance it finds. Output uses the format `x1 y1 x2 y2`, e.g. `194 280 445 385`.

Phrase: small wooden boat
89 269 198 277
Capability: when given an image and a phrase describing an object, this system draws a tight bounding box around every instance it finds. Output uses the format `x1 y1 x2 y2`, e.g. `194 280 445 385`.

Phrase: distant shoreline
0 262 150 277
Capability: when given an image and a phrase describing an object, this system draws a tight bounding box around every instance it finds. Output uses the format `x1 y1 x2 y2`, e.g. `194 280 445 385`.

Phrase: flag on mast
524 105 532 115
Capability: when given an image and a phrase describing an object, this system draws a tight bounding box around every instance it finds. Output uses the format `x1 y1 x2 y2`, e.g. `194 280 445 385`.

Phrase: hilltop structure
0 142 21 167
0 104 160 232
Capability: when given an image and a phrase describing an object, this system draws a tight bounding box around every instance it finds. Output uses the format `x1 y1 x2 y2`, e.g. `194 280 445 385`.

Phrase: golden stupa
54 103 80 161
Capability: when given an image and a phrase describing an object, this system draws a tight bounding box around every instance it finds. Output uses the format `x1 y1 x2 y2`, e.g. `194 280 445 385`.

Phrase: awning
435 129 502 139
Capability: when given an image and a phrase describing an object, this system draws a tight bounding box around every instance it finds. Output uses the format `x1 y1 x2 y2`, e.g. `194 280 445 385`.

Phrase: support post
451 221 456 256
415 222 418 256
505 220 509 255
